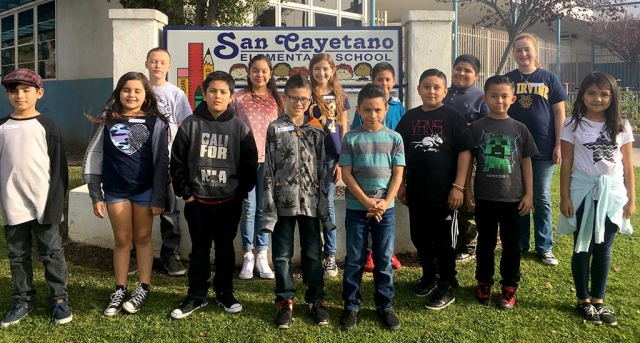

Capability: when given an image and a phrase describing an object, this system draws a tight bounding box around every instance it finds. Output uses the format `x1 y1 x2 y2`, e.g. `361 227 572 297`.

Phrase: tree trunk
495 36 516 75
206 0 218 26
193 0 206 26
630 60 637 89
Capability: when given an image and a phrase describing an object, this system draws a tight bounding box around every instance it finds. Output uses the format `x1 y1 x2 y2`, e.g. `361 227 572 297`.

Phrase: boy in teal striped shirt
338 84 405 331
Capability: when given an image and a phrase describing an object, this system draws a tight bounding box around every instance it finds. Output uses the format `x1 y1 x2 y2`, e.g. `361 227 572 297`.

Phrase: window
341 17 362 27
0 0 55 79
313 0 337 10
341 0 363 14
315 13 336 27
267 0 366 27
282 8 309 27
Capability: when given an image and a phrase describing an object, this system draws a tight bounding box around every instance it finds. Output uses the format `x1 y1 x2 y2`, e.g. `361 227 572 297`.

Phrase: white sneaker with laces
255 250 275 279
239 252 255 280
324 255 339 277
540 252 559 266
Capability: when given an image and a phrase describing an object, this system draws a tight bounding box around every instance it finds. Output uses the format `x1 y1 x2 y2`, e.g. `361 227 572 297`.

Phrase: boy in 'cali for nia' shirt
169 71 258 319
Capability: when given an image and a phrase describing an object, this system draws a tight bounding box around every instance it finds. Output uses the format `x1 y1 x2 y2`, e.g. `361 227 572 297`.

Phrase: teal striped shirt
339 126 405 211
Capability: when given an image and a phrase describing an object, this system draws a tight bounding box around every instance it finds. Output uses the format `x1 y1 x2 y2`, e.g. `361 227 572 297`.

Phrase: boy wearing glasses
262 74 334 329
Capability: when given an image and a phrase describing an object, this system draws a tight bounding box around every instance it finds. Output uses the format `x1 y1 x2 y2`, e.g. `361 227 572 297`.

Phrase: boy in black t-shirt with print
395 69 476 310
464 76 537 310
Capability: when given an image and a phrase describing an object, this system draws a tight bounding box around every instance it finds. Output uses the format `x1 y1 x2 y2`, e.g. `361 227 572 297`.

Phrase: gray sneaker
128 261 138 275
1 302 33 329
540 252 559 266
50 300 73 325
164 256 186 276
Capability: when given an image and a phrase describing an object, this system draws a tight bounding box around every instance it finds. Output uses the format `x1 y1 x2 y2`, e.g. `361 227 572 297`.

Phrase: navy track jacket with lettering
170 102 258 201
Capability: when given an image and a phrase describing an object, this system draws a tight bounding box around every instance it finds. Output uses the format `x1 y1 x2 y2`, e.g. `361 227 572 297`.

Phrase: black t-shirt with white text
395 105 476 206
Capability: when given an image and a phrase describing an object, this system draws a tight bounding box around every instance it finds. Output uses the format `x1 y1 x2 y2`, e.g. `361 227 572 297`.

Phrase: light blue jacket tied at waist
557 169 632 253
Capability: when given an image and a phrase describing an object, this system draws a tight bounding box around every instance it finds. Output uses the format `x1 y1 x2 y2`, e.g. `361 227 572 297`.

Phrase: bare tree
439 0 625 74
589 14 640 88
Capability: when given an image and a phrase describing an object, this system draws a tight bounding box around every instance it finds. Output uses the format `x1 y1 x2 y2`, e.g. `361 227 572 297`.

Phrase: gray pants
131 183 181 263
3 220 68 304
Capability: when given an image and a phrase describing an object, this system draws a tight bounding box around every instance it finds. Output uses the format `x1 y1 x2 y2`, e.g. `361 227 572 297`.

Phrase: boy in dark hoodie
169 71 258 319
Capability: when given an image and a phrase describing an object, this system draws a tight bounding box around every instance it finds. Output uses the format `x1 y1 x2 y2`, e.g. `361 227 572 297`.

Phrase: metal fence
455 24 639 90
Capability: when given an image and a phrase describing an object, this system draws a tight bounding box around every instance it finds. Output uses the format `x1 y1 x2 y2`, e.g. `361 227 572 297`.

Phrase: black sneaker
307 301 329 326
128 261 138 275
104 288 127 317
123 285 149 314
50 300 73 325
339 309 359 331
377 310 401 331
1 302 33 328
576 303 602 325
215 292 243 314
170 296 208 319
163 256 186 276
425 286 456 310
414 277 438 297
275 299 293 329
593 303 618 327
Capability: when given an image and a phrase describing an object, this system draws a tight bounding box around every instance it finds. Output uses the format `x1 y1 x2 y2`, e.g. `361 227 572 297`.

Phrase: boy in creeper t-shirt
465 75 538 310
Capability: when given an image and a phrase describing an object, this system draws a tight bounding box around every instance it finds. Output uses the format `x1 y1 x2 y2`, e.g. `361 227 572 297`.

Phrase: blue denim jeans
571 201 618 300
240 164 269 251
3 220 68 305
520 158 555 254
272 216 324 303
323 156 338 256
342 208 395 313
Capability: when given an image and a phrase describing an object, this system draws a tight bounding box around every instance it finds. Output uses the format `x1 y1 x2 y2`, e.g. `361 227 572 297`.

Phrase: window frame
0 0 55 80
267 0 366 27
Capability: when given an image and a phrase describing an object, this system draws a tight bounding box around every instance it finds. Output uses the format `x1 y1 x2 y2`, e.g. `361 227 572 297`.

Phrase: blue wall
0 77 113 148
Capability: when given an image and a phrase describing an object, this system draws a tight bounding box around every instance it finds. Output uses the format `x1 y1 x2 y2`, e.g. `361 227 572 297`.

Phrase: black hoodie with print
170 102 258 201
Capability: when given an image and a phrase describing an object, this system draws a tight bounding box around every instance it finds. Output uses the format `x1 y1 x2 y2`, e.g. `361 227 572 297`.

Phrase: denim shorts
104 188 153 206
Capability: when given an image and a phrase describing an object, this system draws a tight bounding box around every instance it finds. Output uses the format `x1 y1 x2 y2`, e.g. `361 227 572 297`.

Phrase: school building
0 0 636 147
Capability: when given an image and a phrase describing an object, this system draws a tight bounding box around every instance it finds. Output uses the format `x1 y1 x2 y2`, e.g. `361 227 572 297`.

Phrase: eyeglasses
286 94 311 104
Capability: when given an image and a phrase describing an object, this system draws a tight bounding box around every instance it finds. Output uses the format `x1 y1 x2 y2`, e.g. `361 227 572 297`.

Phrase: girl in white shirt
559 72 635 327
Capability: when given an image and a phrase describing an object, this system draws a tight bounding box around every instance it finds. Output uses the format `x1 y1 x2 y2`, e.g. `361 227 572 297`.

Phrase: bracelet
452 183 465 191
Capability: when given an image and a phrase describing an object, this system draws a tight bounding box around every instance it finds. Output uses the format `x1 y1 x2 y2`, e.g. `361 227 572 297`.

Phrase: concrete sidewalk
634 147 640 167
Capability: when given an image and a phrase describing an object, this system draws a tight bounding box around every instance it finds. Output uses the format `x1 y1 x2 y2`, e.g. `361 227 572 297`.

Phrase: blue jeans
343 208 395 313
520 159 555 254
323 156 337 256
272 216 324 303
571 201 618 300
240 164 269 251
3 221 68 305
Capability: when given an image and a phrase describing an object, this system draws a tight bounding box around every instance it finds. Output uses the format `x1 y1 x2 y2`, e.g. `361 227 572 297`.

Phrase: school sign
163 27 402 109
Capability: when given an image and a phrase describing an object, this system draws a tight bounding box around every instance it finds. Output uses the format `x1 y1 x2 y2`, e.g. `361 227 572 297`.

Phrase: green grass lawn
0 167 639 342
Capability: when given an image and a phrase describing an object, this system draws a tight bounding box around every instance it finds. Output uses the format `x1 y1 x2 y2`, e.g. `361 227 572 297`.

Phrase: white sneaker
540 252 559 266
324 255 339 277
255 250 275 279
239 252 255 280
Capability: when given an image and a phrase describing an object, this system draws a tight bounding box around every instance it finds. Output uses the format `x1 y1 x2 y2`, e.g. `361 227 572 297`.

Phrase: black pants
183 198 242 299
409 205 458 287
474 200 521 287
